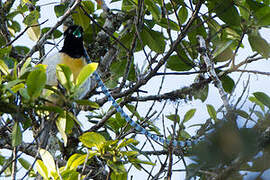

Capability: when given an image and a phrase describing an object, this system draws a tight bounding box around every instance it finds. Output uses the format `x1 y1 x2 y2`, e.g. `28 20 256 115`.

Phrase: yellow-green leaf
71 2 93 31
56 115 67 147
20 57 32 77
111 171 127 180
183 109 196 123
11 83 25 93
26 68 47 100
0 60 9 75
39 149 56 177
74 99 99 108
206 104 217 122
27 25 41 41
79 132 106 149
56 64 74 91
23 10 40 26
67 153 96 170
75 63 98 87
144 0 161 20
36 160 48 179
117 139 138 149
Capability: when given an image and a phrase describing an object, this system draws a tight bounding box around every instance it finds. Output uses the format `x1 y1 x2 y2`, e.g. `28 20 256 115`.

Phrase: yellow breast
60 53 87 81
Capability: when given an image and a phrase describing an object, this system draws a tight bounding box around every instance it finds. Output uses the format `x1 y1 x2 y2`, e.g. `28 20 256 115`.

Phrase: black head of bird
60 25 84 58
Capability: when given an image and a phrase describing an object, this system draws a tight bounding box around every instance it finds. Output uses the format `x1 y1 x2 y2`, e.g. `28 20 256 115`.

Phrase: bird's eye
73 28 82 38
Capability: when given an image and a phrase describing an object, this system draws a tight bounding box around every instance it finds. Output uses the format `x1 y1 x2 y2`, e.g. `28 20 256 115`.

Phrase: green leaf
122 0 137 11
213 40 234 62
54 3 68 18
206 104 217 122
0 46 12 58
156 18 180 31
79 132 106 149
166 114 180 123
193 82 209 102
56 116 67 147
26 65 47 100
110 58 136 82
36 160 48 179
178 130 191 140
145 0 161 20
183 109 196 123
255 6 270 26
61 170 80 180
41 27 62 39
236 110 250 119
239 3 250 21
0 60 9 75
37 105 64 114
125 104 141 120
19 88 30 101
0 34 6 46
72 1 94 31
253 92 270 108
39 149 56 178
178 6 188 24
56 64 74 91
141 27 165 53
130 158 156 166
220 75 235 93
12 122 22 147
18 158 31 170
188 17 207 45
15 46 30 54
249 96 265 111
75 63 98 87
246 0 264 12
23 10 40 26
248 32 270 58
9 20 21 33
75 99 99 108
66 111 82 127
167 55 192 71
107 116 127 133
120 151 138 157
167 55 193 71
209 0 240 26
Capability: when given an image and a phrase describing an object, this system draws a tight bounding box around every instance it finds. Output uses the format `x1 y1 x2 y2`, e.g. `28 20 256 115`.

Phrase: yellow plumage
41 25 90 105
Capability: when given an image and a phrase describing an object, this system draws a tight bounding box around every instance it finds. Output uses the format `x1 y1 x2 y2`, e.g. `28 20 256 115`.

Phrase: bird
42 25 90 104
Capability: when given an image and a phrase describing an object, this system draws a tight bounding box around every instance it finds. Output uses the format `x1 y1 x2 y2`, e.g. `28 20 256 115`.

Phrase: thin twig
197 35 231 111
79 5 130 52
3 20 48 48
11 147 17 180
